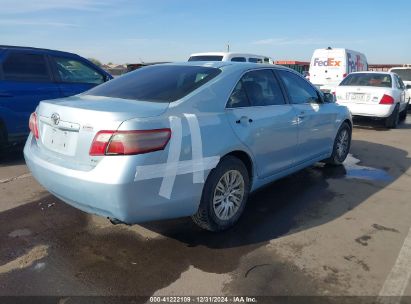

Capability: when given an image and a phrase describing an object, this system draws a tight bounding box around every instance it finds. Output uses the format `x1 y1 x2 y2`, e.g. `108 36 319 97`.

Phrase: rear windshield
340 73 392 88
86 65 221 102
188 56 223 61
391 69 411 81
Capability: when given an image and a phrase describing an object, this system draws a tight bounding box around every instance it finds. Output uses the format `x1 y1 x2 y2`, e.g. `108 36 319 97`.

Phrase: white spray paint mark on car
159 116 183 199
134 114 220 199
184 113 205 184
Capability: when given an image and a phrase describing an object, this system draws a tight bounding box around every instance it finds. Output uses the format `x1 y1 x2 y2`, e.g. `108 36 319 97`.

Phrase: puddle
342 154 393 182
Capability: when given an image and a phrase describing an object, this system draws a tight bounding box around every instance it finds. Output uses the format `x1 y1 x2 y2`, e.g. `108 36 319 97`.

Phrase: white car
335 71 408 128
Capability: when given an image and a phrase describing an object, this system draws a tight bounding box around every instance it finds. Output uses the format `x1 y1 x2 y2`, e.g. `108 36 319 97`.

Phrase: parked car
334 71 408 128
0 45 112 149
389 66 411 107
24 62 352 231
188 52 274 64
309 47 368 92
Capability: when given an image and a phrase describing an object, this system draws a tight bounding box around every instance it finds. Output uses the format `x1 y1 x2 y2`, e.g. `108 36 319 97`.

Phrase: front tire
192 156 250 232
385 105 400 128
324 122 351 166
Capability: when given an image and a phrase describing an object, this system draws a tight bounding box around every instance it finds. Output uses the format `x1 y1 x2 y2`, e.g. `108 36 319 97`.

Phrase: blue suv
0 45 112 149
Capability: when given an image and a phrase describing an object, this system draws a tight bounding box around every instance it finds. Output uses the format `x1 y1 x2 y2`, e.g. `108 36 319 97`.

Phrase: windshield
86 65 221 102
391 69 411 81
340 73 392 88
188 56 223 61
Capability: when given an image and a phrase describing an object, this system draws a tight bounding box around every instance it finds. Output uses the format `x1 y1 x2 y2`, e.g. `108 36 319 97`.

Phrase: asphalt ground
1 116 411 304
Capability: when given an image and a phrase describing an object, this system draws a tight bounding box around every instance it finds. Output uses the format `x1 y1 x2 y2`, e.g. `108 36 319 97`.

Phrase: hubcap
336 129 349 159
213 170 245 221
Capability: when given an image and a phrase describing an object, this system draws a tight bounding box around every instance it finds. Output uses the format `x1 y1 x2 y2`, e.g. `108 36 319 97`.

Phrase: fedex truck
308 48 368 91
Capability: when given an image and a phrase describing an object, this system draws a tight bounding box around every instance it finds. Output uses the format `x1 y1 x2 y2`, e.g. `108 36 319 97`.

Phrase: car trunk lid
35 95 169 169
335 86 392 104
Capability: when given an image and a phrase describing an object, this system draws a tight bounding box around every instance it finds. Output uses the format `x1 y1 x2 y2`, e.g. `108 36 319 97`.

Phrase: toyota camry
24 62 352 231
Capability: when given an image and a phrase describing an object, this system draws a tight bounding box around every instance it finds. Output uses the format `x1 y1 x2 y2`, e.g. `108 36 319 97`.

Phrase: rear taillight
379 94 394 105
343 73 347 78
29 112 39 139
89 129 171 156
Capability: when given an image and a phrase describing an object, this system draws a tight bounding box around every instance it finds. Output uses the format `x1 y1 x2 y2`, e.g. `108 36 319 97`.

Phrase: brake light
89 129 171 156
343 73 347 78
379 94 394 105
29 112 39 139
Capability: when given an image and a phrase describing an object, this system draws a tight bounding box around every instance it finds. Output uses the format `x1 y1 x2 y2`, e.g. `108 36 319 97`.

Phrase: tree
87 58 102 67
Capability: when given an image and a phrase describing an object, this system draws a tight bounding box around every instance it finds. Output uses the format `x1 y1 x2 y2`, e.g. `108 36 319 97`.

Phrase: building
274 60 310 74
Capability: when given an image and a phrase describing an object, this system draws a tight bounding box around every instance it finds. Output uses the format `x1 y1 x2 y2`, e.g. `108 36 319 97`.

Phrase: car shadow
0 140 410 297
353 115 410 131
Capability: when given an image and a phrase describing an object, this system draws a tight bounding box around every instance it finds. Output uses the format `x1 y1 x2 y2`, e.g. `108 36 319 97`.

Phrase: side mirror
323 92 335 103
406 84 411 90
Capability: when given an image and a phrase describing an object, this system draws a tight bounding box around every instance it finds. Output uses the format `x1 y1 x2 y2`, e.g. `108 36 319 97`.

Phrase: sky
0 0 410 64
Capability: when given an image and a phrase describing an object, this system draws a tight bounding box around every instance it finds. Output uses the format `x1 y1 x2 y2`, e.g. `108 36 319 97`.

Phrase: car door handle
0 91 13 97
236 116 253 124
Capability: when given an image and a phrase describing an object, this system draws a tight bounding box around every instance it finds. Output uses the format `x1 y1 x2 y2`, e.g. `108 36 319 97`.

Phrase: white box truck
308 47 368 92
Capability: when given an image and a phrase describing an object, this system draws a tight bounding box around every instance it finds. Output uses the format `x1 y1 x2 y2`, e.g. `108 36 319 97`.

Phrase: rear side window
2 53 51 82
231 57 246 62
227 69 286 108
188 56 223 61
87 65 221 102
340 73 392 88
277 70 320 104
53 57 104 84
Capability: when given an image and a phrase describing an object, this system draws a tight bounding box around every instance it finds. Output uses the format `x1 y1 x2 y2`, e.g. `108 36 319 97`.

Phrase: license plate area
349 93 369 102
42 125 78 156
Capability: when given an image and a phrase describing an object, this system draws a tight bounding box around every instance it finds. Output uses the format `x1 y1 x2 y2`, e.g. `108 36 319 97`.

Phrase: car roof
0 45 80 57
389 67 411 70
189 52 271 58
350 71 392 75
163 61 291 72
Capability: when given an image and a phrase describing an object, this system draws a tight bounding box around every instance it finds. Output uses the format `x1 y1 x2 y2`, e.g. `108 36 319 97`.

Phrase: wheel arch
222 150 254 184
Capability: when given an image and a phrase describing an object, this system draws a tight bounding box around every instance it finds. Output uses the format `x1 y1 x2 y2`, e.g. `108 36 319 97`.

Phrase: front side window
277 70 319 104
2 52 51 82
227 69 286 108
87 65 221 102
340 73 392 88
53 57 104 84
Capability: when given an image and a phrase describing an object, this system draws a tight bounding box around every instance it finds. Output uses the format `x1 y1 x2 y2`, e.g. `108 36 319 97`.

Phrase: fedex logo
313 58 341 67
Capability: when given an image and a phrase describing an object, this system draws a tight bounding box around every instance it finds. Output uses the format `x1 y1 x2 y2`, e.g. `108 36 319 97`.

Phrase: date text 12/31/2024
149 296 257 303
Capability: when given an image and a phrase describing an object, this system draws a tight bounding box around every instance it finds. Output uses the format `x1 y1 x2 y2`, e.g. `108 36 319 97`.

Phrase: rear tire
385 105 400 128
324 122 351 166
399 103 408 121
192 156 250 232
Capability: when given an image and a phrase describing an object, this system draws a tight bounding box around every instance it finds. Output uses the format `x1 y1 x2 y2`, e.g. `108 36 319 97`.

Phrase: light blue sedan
24 62 352 231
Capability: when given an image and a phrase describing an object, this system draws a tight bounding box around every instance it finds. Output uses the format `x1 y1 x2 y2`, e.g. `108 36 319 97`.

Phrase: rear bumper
24 135 202 224
337 102 395 118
